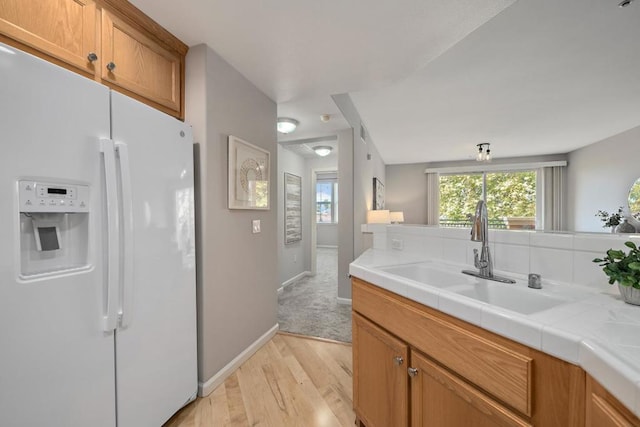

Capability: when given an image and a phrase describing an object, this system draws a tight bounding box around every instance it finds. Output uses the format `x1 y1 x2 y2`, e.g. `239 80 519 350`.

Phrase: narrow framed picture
373 177 385 210
284 172 302 244
228 135 270 210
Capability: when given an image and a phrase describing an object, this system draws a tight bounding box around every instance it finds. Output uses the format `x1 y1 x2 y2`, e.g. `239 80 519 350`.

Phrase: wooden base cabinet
352 277 586 427
586 376 640 427
353 313 408 427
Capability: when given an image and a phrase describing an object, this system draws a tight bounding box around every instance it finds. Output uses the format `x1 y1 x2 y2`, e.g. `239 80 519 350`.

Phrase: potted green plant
595 207 624 232
593 241 640 305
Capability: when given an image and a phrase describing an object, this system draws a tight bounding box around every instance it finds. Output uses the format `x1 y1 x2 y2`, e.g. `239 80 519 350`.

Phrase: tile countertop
349 248 640 418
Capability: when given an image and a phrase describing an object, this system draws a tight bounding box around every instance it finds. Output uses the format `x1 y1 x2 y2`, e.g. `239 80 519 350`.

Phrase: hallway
278 247 351 343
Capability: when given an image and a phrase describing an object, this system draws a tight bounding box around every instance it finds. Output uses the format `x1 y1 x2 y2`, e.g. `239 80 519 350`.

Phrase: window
316 180 338 223
439 170 536 229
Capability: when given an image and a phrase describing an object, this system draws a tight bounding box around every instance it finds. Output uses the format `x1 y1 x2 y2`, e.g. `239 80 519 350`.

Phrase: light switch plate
252 219 261 234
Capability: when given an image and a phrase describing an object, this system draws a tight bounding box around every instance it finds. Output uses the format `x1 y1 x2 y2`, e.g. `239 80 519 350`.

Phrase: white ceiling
131 0 640 164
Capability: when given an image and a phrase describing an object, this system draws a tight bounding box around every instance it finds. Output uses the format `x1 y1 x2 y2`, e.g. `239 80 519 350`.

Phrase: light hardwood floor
164 333 355 427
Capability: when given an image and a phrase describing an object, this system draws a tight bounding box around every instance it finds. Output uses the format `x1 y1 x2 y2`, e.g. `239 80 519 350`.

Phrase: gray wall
353 133 385 256
567 124 640 232
317 224 338 246
334 93 386 299
337 129 355 300
277 145 308 286
386 163 429 224
186 44 278 388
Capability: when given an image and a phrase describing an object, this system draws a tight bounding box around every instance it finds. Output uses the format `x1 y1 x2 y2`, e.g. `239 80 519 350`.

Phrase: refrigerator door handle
116 141 134 328
100 138 120 331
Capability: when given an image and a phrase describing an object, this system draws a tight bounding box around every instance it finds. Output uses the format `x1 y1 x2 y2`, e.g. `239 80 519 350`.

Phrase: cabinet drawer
353 278 532 416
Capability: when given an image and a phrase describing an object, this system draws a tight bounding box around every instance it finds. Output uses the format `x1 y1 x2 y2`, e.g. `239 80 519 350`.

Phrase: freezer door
110 91 197 427
0 45 116 426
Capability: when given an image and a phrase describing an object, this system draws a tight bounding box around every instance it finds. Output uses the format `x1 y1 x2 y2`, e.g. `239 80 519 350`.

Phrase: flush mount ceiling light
476 143 492 162
277 117 299 134
313 146 333 157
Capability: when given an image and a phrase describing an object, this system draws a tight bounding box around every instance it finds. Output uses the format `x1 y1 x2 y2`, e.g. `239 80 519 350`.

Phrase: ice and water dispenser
18 180 90 278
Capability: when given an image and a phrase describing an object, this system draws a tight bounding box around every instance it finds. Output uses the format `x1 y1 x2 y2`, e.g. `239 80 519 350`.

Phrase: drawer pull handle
408 367 419 377
87 52 98 62
393 356 404 366
106 62 116 72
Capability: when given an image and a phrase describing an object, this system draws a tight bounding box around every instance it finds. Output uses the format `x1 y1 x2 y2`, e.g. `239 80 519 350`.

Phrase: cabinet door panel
586 376 639 427
353 313 408 427
0 0 96 73
410 351 531 427
101 10 180 114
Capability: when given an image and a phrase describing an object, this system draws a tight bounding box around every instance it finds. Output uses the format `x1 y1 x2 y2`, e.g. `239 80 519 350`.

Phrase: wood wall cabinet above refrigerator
0 0 187 120
0 0 98 74
101 9 182 117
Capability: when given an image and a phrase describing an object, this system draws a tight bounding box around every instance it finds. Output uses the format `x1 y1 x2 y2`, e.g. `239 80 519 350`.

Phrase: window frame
316 179 338 224
438 169 539 230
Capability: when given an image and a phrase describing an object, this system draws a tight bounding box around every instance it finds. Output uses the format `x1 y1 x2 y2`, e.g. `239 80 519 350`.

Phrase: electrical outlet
293 254 297 263
391 239 404 250
252 219 261 234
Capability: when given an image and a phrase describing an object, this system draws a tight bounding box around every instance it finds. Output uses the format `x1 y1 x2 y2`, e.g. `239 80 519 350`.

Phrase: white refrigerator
0 43 197 426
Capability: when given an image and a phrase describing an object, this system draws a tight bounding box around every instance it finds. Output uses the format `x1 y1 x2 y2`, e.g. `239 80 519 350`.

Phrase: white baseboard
277 271 311 294
337 297 352 305
198 323 279 397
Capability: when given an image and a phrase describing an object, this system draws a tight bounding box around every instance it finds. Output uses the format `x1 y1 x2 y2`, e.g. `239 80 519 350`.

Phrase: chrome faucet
462 200 515 284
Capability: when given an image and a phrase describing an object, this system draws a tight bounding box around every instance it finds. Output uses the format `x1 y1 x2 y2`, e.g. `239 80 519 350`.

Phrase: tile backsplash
362 224 640 291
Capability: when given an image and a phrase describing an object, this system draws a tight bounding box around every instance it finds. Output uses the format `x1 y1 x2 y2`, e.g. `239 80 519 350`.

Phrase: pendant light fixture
476 143 491 162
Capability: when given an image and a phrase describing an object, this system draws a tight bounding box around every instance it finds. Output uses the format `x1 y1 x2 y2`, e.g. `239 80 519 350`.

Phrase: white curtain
542 166 566 230
426 173 439 225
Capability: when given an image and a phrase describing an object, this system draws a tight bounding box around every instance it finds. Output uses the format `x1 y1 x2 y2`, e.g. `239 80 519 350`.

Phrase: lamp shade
367 210 390 224
390 211 405 223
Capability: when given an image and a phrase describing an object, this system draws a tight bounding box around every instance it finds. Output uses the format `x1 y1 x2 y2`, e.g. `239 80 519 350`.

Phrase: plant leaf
625 241 638 250
608 250 626 260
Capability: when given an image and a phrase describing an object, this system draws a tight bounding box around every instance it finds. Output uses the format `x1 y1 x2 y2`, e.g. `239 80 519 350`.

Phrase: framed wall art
284 173 302 244
373 177 385 210
228 135 270 210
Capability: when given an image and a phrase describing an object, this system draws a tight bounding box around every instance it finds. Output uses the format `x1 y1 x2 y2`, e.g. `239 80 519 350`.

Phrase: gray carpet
278 247 352 343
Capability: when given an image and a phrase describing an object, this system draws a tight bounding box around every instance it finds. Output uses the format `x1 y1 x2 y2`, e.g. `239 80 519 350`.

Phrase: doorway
277 142 352 342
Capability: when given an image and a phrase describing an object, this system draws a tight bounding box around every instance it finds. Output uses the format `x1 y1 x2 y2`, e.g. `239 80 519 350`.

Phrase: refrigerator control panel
19 180 89 213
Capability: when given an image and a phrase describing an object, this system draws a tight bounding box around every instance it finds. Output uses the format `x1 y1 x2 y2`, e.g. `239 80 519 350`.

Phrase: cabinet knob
87 52 98 63
408 367 419 378
106 62 116 72
393 356 404 366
